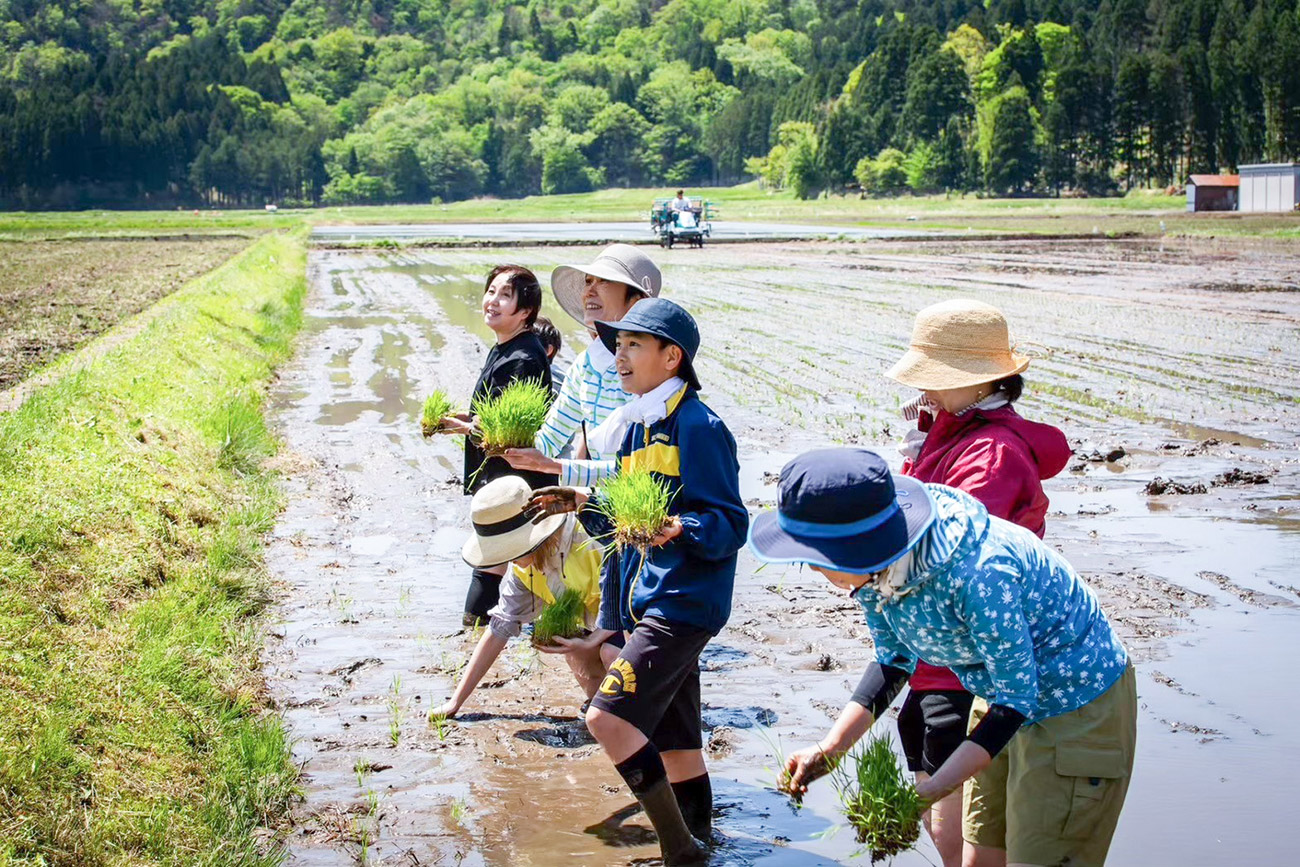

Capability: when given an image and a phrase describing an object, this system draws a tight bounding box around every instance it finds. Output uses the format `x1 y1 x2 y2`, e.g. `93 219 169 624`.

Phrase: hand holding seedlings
783 743 836 800
430 701 458 720
440 412 476 437
502 446 562 474
527 486 589 521
420 391 458 437
534 628 618 655
647 515 683 547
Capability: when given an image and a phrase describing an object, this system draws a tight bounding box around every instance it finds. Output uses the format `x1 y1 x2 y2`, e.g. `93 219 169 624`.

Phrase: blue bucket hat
747 449 935 574
595 297 701 390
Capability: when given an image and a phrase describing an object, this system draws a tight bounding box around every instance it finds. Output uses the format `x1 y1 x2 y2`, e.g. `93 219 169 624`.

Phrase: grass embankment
0 231 307 863
0 209 304 241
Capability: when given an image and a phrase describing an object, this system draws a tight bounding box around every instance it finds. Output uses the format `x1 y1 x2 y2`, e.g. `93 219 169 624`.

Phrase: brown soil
0 237 248 393
263 238 1300 866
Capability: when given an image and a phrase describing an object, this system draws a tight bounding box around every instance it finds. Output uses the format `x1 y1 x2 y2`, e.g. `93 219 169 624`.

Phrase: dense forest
0 0 1297 207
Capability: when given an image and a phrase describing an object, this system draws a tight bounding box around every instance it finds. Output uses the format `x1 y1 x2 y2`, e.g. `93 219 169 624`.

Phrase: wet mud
265 238 1300 866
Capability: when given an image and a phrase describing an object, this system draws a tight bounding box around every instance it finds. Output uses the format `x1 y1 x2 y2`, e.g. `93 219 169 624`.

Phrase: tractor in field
650 197 716 248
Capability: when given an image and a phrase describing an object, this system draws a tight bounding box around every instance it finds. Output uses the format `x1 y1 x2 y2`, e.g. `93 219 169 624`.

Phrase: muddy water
266 239 1300 866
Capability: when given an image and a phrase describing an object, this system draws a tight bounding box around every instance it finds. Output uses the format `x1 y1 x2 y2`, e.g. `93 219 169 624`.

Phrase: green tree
985 86 1039 194
855 147 907 196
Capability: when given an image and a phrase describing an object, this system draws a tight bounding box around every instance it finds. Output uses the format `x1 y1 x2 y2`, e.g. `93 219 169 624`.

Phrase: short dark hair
532 316 562 358
676 189 684 197
483 265 542 327
993 374 1024 403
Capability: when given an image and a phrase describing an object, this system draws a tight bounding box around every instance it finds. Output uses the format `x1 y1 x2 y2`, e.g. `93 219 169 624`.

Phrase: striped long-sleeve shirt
533 347 631 487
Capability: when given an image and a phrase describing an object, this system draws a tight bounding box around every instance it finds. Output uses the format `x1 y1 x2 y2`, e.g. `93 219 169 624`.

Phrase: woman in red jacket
885 298 1070 867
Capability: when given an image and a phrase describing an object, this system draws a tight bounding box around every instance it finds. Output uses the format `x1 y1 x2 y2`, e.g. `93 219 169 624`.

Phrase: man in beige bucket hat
503 244 661 487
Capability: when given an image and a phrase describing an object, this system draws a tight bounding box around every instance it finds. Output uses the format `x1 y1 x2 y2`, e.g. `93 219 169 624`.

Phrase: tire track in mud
266 240 1300 866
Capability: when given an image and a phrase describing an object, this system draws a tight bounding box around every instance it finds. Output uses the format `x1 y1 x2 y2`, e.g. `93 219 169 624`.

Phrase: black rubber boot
614 744 709 865
638 778 710 865
672 773 713 841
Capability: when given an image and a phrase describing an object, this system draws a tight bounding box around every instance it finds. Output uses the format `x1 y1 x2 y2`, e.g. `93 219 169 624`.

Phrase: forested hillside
1 0 1297 207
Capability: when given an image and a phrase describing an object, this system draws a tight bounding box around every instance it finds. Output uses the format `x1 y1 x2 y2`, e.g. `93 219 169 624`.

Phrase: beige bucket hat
550 243 662 325
886 299 1031 390
461 476 566 569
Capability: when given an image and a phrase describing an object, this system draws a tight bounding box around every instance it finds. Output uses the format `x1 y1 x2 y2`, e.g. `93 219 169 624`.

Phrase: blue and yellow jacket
578 386 748 635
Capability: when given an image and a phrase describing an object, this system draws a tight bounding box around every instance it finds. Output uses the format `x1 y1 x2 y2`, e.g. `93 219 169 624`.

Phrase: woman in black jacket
441 265 557 624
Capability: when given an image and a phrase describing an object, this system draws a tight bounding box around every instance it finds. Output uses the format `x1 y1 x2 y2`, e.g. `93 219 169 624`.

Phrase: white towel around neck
585 335 615 372
586 376 686 458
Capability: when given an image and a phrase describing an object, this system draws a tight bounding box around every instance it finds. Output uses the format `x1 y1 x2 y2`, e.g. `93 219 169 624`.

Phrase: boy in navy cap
529 297 748 864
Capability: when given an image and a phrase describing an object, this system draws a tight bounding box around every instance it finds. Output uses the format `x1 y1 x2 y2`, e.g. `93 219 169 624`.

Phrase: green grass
5 184 1296 241
531 588 587 646
600 468 672 550
471 378 552 453
834 737 925 863
0 208 304 240
313 183 1300 239
420 390 455 438
0 230 307 863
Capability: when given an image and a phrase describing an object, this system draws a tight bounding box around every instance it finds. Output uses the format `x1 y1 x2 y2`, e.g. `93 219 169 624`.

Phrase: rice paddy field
260 235 1300 866
2 199 1299 864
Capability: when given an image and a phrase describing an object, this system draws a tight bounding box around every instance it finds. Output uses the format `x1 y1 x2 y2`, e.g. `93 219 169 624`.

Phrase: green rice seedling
421 390 455 437
531 587 587 646
428 710 450 741
599 468 672 551
833 737 925 862
470 378 551 454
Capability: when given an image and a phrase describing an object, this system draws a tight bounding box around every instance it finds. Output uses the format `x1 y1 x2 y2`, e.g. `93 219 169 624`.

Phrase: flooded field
264 238 1300 866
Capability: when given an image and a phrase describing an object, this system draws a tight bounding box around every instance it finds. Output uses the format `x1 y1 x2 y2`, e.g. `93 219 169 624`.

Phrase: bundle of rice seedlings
530 587 587 646
834 737 925 862
599 468 671 551
471 378 551 454
421 390 455 437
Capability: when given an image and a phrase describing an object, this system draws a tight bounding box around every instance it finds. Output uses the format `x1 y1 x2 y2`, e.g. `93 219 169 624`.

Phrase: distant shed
1186 174 1239 212
1239 163 1300 212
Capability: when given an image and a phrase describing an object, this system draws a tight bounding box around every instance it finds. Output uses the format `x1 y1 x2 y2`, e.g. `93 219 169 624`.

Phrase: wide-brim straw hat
886 299 1032 390
461 476 566 569
551 243 662 325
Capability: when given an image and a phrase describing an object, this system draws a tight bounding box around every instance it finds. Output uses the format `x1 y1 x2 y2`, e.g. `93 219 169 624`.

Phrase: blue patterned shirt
858 485 1128 723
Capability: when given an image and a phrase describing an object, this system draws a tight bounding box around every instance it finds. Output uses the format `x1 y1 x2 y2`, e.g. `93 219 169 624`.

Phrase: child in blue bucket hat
748 448 1136 867
529 297 748 865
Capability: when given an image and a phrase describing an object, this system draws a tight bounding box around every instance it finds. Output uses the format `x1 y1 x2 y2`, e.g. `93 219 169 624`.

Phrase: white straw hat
550 244 662 325
886 299 1031 390
461 476 566 568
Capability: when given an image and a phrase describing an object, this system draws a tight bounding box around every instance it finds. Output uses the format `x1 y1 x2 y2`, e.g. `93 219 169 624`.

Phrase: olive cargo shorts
963 663 1137 866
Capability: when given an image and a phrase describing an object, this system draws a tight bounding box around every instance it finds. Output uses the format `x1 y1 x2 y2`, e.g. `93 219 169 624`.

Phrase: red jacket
902 404 1071 691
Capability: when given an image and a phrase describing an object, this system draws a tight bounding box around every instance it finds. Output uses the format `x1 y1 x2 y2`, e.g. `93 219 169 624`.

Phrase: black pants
463 568 502 624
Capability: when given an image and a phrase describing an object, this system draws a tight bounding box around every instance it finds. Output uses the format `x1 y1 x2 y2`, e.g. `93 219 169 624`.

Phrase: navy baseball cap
747 449 935 574
595 296 701 389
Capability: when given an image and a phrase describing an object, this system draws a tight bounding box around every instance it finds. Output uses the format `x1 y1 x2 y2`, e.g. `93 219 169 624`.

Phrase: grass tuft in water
531 587 587 646
834 737 925 862
420 390 455 437
471 378 551 453
600 468 671 550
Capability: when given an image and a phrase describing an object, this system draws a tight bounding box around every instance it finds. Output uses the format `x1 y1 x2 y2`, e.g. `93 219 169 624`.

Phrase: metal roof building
1239 163 1300 212
1186 174 1238 212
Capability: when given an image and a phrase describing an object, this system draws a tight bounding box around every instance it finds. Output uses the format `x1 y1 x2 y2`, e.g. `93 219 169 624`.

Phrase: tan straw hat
550 243 662 325
886 299 1031 390
461 476 566 569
